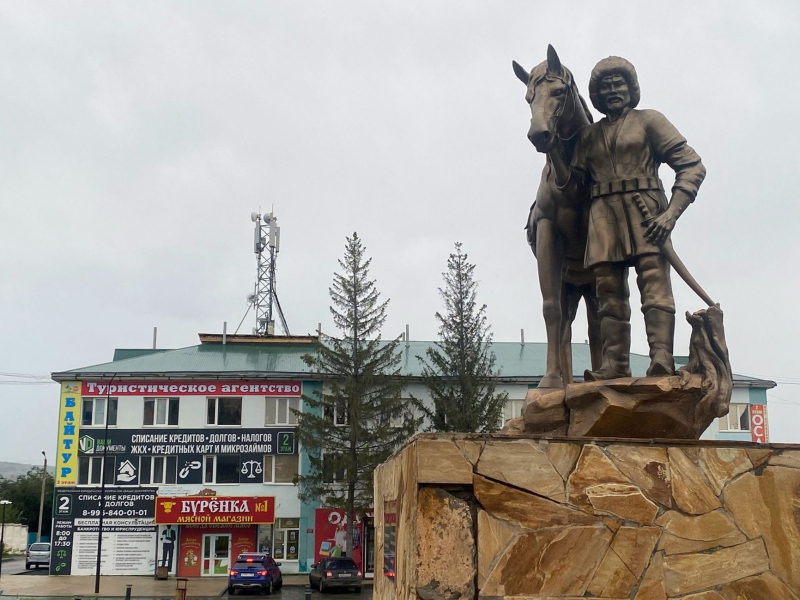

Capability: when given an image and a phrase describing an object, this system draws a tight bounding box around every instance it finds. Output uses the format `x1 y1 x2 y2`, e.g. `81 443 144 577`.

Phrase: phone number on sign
80 509 150 517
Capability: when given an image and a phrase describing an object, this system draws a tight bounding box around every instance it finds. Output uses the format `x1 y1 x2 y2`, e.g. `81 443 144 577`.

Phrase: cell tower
248 210 289 336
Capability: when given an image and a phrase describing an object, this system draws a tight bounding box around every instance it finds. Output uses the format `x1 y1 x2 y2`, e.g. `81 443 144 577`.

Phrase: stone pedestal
373 434 800 600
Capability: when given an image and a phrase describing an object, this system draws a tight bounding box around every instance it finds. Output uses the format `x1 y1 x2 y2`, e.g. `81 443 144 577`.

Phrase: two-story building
50 333 775 578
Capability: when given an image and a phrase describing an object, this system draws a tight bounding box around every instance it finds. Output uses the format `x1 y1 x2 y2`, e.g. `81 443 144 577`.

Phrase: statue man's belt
591 177 664 199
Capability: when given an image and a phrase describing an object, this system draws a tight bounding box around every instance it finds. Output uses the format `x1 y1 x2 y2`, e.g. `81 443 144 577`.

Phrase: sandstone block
745 448 772 467
724 466 800 590
607 445 672 507
567 445 631 512
769 450 800 469
476 440 564 502
662 538 769 596
668 447 721 514
586 483 659 524
698 447 752 495
655 509 746 554
680 593 726 600
417 439 473 484
480 525 612 597
477 510 516 589
588 526 660 597
416 487 475 600
634 552 667 600
546 442 581 481
720 571 800 600
473 474 597 530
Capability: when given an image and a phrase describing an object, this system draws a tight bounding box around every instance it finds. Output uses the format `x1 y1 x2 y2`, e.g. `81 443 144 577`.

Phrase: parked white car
26 542 50 569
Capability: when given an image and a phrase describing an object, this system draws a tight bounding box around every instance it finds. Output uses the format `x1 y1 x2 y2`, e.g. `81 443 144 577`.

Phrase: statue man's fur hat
589 56 640 113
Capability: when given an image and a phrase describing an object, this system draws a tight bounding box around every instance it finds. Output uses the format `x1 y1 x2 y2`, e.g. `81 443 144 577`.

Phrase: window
324 403 348 425
266 397 299 425
78 456 115 486
81 398 118 427
139 456 178 485
322 453 345 483
207 397 242 425
263 454 299 484
203 455 240 484
380 406 412 428
143 398 179 426
503 399 525 424
718 404 750 431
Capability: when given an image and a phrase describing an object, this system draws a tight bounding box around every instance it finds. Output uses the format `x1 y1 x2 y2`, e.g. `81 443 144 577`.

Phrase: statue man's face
598 73 630 115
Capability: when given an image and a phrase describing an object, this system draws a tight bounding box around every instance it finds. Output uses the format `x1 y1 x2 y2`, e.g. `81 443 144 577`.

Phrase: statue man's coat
570 108 706 268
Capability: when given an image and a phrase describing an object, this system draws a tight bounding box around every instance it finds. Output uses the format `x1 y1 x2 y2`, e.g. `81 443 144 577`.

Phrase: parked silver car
26 542 50 569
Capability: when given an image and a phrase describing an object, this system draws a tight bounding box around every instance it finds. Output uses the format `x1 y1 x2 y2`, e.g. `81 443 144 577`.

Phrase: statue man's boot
645 308 675 377
584 318 632 381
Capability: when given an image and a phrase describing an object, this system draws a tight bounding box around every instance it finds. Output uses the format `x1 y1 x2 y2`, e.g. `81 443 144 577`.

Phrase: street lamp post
37 452 47 543
0 499 12 580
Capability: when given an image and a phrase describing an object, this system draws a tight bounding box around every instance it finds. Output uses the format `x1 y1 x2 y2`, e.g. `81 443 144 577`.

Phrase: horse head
513 45 592 153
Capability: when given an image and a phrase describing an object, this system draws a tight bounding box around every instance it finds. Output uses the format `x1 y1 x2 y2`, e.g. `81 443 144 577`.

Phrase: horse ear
512 60 529 85
547 44 562 75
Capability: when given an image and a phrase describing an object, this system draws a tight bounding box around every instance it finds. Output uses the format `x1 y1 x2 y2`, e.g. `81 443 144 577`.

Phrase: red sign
314 508 366 573
156 496 275 525
177 525 256 577
750 404 768 443
82 380 301 396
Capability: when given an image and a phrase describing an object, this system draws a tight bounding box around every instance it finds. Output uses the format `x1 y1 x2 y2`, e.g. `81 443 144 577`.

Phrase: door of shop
202 534 231 576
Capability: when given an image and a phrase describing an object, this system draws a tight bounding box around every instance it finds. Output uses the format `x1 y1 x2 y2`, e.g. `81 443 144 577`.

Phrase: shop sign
155 496 275 525
56 382 82 485
750 404 768 443
81 380 301 396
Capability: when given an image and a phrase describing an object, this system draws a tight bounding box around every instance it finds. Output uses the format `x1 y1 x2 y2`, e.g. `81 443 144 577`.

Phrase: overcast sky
1 1 798 463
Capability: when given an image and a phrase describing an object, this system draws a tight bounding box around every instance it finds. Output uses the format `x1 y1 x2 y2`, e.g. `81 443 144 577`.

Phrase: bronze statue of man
549 57 706 380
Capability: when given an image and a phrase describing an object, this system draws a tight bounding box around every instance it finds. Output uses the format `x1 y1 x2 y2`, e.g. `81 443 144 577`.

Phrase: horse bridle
529 72 578 142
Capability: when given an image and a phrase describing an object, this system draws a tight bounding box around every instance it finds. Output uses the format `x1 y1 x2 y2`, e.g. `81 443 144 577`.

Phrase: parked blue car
228 553 283 595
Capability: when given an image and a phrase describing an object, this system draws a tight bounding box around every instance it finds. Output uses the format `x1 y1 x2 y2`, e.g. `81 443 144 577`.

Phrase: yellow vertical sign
56 382 81 486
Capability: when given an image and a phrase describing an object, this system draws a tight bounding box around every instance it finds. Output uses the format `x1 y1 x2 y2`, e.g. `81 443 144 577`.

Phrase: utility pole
0 500 11 579
37 452 47 543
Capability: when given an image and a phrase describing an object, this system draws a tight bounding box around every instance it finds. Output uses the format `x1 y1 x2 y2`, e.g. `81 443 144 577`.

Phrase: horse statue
513 45 601 388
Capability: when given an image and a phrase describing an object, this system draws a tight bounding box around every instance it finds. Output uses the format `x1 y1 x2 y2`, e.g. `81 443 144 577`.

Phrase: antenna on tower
248 210 290 336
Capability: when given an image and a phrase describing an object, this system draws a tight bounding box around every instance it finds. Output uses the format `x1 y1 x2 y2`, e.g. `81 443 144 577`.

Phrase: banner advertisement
156 496 275 525
50 487 158 576
76 428 296 486
81 380 301 396
56 382 82 486
314 508 366 573
750 404 768 443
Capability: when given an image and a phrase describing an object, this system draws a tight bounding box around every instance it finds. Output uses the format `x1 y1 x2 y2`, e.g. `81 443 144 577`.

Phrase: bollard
175 577 188 600
305 584 312 600
125 584 132 600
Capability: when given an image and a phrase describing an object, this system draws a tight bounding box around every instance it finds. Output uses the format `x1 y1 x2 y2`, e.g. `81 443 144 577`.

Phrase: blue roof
52 337 774 388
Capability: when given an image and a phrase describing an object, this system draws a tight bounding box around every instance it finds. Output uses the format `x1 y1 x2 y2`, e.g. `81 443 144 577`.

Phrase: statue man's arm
641 110 707 246
549 139 589 198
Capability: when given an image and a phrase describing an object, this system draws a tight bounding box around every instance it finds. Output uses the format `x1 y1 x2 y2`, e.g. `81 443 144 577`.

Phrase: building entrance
202 534 231 576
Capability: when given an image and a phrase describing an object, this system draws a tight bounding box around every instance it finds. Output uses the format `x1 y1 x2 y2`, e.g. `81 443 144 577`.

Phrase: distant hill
0 462 54 480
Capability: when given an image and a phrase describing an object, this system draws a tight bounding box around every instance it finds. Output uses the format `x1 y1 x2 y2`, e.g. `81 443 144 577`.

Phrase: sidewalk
0 573 331 598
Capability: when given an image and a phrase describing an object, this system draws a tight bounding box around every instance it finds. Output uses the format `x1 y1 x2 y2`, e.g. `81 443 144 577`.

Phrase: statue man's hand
644 209 678 246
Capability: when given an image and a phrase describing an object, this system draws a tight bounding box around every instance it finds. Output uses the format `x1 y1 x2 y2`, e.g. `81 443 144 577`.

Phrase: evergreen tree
0 467 53 534
418 242 507 432
295 232 420 555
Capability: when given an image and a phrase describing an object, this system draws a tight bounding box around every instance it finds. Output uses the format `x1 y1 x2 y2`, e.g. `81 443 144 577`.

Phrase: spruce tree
418 242 507 432
295 232 420 555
